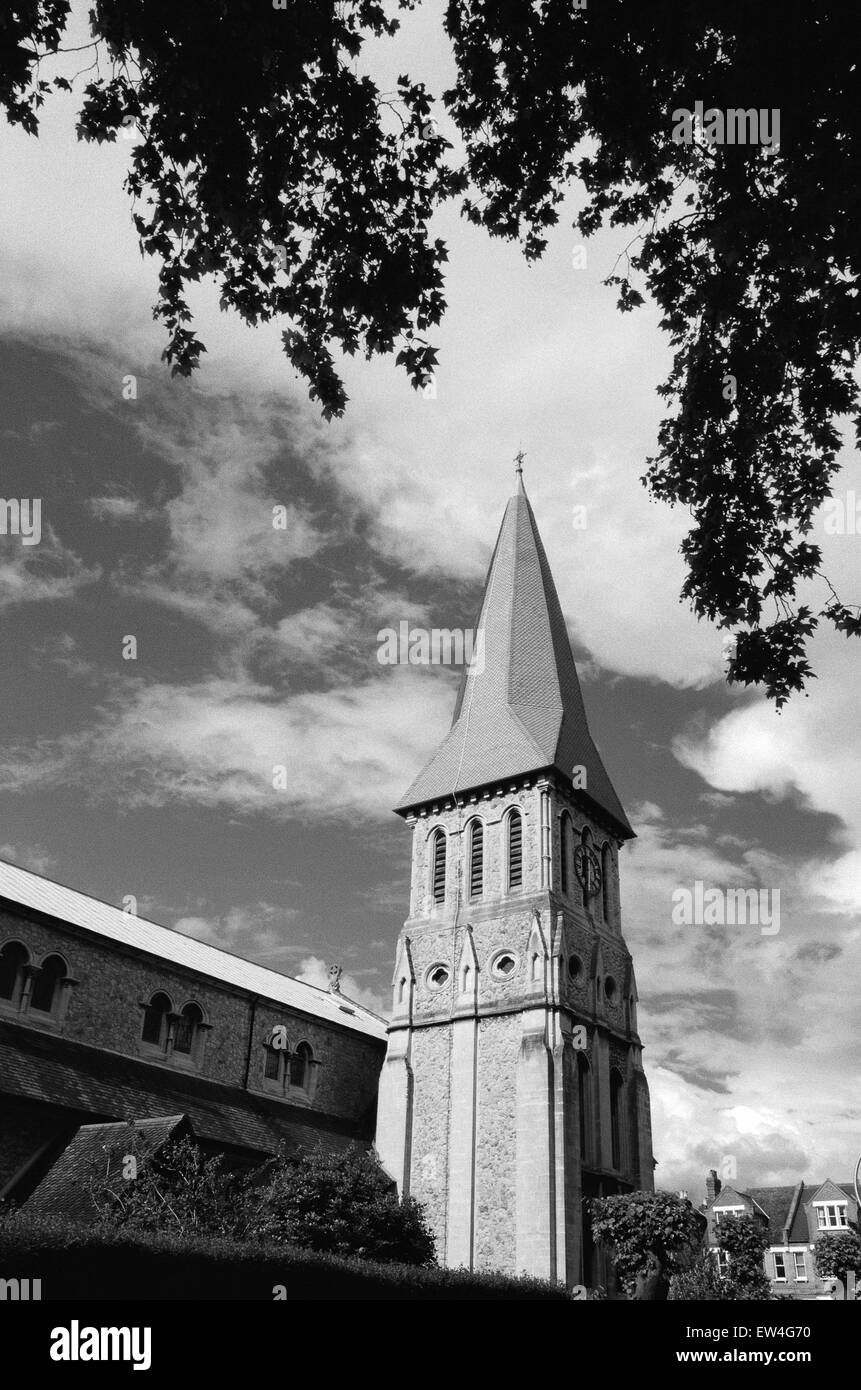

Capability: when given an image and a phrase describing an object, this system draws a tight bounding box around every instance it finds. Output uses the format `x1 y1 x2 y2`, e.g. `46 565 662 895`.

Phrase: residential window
173 1002 204 1056
29 954 67 1014
508 810 523 890
0 941 28 1006
468 819 484 899
289 1041 313 1089
793 1251 807 1281
141 992 171 1048
431 829 446 904
773 1252 787 1281
816 1203 847 1230
715 1248 731 1277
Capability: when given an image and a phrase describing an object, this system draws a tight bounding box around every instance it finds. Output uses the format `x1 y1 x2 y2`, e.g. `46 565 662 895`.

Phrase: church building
376 463 654 1288
0 464 653 1289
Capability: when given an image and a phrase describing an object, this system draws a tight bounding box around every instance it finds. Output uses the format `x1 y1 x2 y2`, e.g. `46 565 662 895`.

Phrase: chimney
706 1169 722 1203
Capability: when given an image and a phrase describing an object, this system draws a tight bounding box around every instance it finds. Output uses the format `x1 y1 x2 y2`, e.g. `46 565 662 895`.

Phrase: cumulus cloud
0 667 454 822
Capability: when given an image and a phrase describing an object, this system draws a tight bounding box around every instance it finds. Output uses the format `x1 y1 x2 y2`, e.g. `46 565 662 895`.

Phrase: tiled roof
742 1187 799 1242
0 1021 371 1158
0 858 387 1041
394 475 633 838
23 1116 190 1221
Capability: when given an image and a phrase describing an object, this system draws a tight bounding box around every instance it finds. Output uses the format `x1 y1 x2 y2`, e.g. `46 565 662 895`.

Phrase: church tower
376 462 653 1287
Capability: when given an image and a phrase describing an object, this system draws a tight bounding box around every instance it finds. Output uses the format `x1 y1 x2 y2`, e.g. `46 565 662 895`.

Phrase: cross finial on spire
514 448 526 476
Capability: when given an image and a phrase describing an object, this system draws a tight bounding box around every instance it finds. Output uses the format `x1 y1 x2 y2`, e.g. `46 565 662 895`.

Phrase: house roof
0 1021 372 1159
394 472 633 838
743 1187 799 1242
23 1115 191 1221
0 858 387 1041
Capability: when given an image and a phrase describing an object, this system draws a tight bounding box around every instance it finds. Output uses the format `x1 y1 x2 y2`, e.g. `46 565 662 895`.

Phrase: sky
0 2 859 1201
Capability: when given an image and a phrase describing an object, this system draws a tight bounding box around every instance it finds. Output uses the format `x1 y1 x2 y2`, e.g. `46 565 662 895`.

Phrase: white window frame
815 1202 848 1230
713 1203 745 1225
773 1251 787 1282
792 1250 807 1281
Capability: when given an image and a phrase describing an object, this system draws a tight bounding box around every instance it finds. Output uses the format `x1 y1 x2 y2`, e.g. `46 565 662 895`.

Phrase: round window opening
493 952 517 978
604 976 617 1001
568 954 583 980
427 965 450 990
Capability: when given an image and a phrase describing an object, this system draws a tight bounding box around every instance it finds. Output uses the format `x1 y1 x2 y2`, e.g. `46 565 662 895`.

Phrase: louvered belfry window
432 829 446 903
508 811 523 889
469 820 483 898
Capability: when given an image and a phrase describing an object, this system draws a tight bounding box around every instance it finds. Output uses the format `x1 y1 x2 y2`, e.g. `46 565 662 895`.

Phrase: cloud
622 798 860 1192
0 842 58 876
0 667 454 822
172 901 302 961
673 633 861 915
0 526 100 607
87 494 155 523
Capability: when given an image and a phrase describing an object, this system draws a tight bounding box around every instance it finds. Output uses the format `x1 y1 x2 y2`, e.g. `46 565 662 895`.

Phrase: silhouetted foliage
3 3 859 699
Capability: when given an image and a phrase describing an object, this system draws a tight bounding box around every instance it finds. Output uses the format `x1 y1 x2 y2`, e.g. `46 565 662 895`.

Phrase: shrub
247 1145 436 1265
93 1134 435 1267
0 1212 568 1300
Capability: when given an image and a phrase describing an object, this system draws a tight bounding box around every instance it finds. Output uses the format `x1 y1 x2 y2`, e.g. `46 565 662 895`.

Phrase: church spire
394 468 633 838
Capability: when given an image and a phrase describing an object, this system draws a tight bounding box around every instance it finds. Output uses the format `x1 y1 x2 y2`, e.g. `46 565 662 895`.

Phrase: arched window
577 1052 591 1163
468 819 484 899
30 954 66 1014
560 813 572 894
173 1002 204 1056
141 992 171 1048
579 825 593 907
290 1041 313 1089
431 829 446 904
601 842 612 923
610 1068 624 1170
508 810 523 890
264 1039 283 1081
0 942 28 1005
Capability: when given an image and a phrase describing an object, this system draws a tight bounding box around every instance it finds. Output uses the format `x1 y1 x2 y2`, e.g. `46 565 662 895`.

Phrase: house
703 1168 859 1298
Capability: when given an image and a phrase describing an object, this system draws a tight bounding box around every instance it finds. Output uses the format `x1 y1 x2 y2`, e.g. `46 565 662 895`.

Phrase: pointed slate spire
394 465 633 838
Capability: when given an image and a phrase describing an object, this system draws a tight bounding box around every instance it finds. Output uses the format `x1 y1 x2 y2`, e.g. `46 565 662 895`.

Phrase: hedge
0 1214 570 1301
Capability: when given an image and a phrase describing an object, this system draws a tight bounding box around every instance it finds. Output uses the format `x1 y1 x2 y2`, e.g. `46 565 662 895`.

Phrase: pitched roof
394 472 633 837
743 1187 799 1242
0 1021 372 1159
23 1116 190 1221
0 858 387 1041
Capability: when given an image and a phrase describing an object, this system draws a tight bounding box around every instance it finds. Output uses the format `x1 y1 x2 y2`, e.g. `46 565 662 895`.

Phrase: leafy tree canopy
590 1190 705 1294
814 1230 861 1292
3 1 860 701
715 1212 773 1298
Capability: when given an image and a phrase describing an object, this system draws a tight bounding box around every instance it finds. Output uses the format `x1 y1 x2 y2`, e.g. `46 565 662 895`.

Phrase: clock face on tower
574 843 602 899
